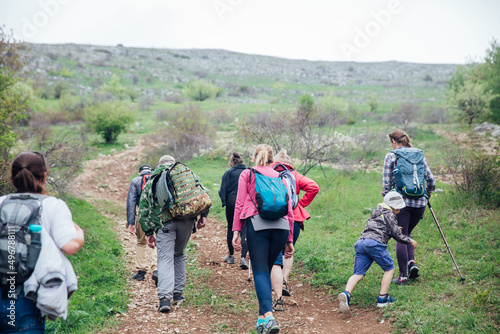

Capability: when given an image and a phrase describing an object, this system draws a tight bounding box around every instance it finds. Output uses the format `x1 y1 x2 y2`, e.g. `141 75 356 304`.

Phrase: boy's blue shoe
377 295 396 308
337 291 351 314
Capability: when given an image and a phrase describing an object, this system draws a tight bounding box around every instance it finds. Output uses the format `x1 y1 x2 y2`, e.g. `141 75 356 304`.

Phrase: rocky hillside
23 43 456 103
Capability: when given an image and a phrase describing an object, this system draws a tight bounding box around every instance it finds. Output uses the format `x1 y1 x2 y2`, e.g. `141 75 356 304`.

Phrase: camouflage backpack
162 162 212 219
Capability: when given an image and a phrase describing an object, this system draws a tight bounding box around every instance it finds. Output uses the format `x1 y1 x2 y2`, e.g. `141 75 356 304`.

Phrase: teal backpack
392 148 426 198
249 169 289 220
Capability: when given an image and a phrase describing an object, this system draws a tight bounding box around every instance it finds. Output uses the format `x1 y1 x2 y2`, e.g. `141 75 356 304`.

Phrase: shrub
54 82 67 99
85 101 134 144
184 80 222 101
152 104 215 161
442 135 500 209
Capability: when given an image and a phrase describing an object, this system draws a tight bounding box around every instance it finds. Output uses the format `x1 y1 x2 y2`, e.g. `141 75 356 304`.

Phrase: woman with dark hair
383 130 435 285
232 144 294 334
219 152 248 268
0 151 84 333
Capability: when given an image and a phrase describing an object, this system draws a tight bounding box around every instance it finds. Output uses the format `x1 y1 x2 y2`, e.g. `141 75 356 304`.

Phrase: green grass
45 197 129 334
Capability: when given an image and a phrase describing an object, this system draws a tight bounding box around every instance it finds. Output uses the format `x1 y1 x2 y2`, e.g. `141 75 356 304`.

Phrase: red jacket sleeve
296 173 319 208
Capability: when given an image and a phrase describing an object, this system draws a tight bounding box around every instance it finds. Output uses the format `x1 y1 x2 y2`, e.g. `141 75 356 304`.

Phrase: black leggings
226 194 248 257
395 206 426 277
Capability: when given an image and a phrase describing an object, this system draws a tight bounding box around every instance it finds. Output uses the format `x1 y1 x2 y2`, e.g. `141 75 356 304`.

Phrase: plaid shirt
382 146 436 208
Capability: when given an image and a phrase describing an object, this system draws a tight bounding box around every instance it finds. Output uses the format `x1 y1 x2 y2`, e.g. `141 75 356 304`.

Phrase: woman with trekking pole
382 130 435 285
232 144 294 334
0 151 85 333
219 152 249 269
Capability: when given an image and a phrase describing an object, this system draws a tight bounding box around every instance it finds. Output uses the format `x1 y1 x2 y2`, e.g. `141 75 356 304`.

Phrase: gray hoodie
359 203 412 245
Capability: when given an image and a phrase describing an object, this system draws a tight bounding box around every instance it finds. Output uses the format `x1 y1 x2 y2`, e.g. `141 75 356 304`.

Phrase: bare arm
61 223 85 255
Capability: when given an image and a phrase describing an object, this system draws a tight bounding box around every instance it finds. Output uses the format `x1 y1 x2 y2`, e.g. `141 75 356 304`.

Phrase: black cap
139 164 152 173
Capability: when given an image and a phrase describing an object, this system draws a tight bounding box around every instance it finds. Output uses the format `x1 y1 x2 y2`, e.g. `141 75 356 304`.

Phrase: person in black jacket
126 164 158 282
219 152 248 268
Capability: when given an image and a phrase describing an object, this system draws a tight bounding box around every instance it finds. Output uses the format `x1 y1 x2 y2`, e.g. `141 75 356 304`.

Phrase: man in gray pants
146 155 208 313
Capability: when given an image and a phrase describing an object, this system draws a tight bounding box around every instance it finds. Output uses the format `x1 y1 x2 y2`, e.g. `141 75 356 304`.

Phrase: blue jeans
246 221 289 316
274 221 301 267
0 287 45 333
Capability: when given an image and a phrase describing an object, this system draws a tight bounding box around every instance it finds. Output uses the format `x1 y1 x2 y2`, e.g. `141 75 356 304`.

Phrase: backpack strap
247 168 260 213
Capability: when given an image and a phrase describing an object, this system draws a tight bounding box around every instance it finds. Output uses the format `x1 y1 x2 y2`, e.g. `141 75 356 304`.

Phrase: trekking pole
427 201 465 283
247 256 252 282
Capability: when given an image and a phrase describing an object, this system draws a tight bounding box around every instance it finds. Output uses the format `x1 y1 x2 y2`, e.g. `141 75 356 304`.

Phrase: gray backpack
0 194 47 287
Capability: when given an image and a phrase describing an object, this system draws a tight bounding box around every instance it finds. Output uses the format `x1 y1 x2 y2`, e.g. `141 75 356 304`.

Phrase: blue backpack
392 148 426 198
249 168 289 220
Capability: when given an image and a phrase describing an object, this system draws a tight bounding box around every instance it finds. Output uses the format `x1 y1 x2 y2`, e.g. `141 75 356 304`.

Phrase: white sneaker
223 254 235 264
239 258 248 269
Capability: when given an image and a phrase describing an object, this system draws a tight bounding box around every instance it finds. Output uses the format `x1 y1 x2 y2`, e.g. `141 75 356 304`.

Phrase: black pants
226 194 248 257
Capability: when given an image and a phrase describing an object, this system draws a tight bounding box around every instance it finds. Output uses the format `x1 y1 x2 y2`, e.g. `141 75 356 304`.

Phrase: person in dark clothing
126 164 157 282
219 152 248 268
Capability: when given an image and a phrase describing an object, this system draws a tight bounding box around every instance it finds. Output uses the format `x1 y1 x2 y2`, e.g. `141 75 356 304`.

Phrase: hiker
338 191 417 314
0 151 84 333
138 155 209 313
269 149 319 311
232 144 295 334
383 130 435 285
126 164 158 283
219 152 248 269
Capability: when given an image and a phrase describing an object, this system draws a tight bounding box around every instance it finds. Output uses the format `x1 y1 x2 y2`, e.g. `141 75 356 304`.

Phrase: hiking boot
132 270 146 281
408 261 419 280
392 277 408 285
240 257 249 269
337 291 351 314
272 297 284 311
152 270 158 286
282 279 291 297
158 298 171 313
377 295 396 308
172 293 185 305
223 254 235 264
256 317 280 334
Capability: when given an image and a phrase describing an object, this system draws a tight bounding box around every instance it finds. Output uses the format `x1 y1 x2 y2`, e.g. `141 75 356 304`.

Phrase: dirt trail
72 143 391 334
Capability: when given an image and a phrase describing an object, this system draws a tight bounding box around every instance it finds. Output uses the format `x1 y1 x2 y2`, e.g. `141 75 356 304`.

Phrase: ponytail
253 144 274 166
388 130 412 148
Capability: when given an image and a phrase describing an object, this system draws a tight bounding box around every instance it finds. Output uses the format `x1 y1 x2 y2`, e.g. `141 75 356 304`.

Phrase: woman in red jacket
270 149 319 311
232 144 294 334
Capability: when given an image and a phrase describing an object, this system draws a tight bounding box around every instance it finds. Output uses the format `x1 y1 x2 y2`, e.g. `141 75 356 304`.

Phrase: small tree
85 101 134 143
447 80 497 125
367 93 379 112
0 27 29 193
184 80 222 101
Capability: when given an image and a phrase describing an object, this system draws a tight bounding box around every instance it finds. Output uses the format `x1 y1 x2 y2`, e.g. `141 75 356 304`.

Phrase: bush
151 104 215 161
442 135 500 208
85 101 134 144
184 80 222 101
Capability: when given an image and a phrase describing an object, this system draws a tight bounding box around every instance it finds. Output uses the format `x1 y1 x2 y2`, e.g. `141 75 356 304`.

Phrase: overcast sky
1 0 499 64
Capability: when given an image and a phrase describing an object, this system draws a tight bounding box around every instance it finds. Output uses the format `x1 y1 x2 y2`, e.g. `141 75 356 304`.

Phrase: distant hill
22 43 457 104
